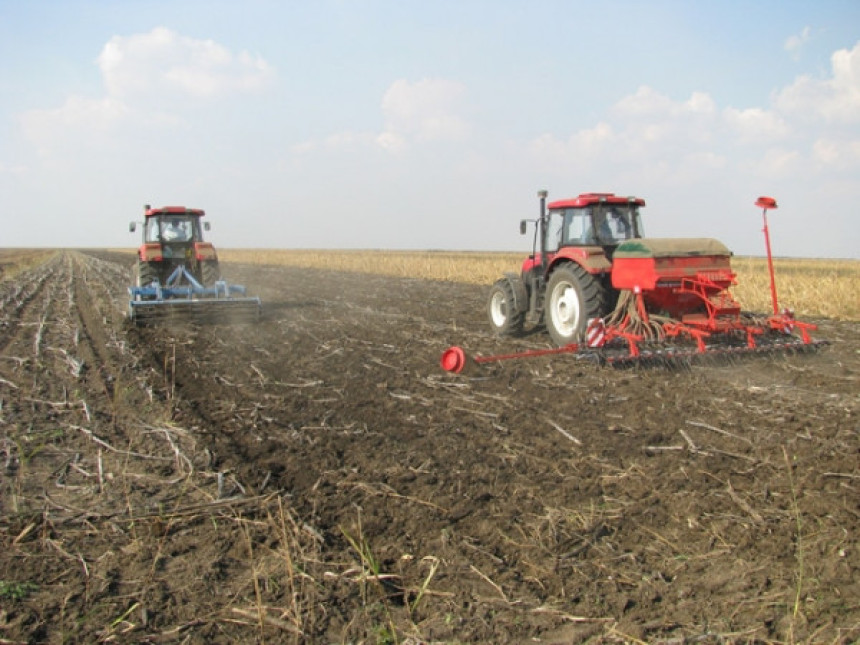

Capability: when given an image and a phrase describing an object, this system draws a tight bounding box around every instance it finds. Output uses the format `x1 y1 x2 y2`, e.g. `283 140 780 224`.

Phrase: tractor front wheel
487 278 525 337
545 264 603 346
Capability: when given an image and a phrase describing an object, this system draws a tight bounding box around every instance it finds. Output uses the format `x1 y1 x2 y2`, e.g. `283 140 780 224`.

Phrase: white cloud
98 27 273 99
294 77 470 155
612 87 718 151
529 86 724 177
723 106 790 143
784 26 812 58
775 41 860 123
528 122 616 169
0 162 27 175
529 39 860 184
575 122 616 150
24 95 128 132
812 137 860 169
323 131 377 149
376 131 407 153
683 150 727 170
518 42 860 256
19 27 275 154
378 78 468 150
20 95 135 156
290 141 316 155
750 147 803 178
614 86 716 120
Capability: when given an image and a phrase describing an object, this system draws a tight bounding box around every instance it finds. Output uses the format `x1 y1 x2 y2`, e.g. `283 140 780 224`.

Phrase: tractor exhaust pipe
538 189 548 273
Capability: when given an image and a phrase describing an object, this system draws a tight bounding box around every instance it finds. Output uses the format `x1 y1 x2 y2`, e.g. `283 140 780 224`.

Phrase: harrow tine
453 333 828 373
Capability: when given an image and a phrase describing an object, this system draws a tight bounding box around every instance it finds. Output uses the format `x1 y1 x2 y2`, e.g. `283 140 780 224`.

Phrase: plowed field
1 250 857 644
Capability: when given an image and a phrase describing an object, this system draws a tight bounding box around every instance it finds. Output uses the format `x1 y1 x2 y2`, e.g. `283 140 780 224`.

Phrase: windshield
145 215 198 243
546 205 642 250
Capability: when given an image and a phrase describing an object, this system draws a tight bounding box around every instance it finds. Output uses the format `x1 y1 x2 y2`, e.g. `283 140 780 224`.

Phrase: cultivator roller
128 265 261 325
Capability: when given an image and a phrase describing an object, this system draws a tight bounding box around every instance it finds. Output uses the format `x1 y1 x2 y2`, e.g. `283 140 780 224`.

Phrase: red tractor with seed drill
441 190 823 372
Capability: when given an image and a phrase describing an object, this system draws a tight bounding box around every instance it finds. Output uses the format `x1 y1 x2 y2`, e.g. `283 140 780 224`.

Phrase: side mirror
203 222 211 231
129 222 137 233
519 220 527 235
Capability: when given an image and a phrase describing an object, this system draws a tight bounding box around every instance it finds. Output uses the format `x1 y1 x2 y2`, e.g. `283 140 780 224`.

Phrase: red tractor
129 205 221 288
489 190 649 344
486 190 818 360
127 204 260 325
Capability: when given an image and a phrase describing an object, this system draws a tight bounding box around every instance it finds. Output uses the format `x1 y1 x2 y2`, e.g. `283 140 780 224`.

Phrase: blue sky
1 0 859 257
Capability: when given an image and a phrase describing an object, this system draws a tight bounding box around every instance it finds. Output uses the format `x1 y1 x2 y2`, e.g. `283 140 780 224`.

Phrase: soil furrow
0 257 61 361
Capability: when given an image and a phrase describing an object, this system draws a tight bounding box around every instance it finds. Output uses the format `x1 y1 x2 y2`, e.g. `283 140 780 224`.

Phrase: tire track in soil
66 252 135 413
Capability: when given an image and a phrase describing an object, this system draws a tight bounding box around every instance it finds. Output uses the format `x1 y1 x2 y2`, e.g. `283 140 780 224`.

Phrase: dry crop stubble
218 249 859 321
1 249 857 643
0 249 58 283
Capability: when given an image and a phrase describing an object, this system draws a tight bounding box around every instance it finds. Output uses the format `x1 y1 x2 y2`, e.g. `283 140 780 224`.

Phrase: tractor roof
144 206 205 218
548 193 646 209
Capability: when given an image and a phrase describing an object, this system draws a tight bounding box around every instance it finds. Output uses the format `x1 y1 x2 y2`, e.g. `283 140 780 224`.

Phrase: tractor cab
143 213 207 244
543 194 644 253
130 206 210 245
520 192 646 280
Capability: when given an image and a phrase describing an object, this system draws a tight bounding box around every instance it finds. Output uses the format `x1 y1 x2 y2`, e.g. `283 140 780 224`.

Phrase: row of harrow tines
440 289 825 374
592 285 824 366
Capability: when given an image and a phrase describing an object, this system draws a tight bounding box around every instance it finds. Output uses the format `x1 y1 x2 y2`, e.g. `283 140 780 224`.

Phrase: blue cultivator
128 265 261 325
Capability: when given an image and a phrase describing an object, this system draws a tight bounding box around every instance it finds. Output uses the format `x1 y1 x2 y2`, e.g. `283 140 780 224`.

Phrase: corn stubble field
219 249 860 321
0 248 858 644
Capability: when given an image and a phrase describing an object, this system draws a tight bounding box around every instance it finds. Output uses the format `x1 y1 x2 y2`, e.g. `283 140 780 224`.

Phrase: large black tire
135 261 158 288
133 261 158 302
545 264 606 346
487 277 526 337
201 261 221 287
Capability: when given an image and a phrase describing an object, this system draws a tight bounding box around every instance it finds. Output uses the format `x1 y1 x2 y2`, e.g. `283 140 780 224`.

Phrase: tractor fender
501 272 528 314
550 247 612 274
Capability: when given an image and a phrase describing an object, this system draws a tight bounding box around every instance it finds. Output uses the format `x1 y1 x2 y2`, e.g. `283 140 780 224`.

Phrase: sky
1 0 859 258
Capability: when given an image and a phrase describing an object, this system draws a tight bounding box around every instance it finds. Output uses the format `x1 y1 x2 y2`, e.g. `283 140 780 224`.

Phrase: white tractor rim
490 291 507 327
550 282 580 338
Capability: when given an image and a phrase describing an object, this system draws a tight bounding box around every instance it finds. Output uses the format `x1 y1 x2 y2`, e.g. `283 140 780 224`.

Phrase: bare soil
0 249 857 644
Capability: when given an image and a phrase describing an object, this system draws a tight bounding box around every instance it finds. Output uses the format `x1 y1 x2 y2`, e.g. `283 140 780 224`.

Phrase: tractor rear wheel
545 264 604 346
135 261 157 289
487 278 525 336
201 261 221 287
